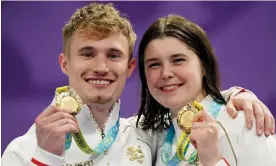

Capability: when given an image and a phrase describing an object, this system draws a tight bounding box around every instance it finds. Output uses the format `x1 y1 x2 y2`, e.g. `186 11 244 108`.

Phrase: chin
82 93 110 103
158 99 178 109
96 96 113 103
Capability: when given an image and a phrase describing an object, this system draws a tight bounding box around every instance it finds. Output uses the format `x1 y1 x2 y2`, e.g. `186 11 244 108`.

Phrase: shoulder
218 107 276 165
6 123 37 148
216 106 247 142
4 124 37 150
2 124 38 164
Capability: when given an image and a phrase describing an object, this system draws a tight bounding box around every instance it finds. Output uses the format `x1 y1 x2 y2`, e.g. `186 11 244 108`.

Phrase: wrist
229 86 255 100
38 144 64 156
31 146 64 166
212 158 230 166
203 155 222 166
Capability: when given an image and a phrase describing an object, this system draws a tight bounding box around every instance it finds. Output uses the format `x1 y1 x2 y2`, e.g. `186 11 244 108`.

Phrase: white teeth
163 85 177 90
87 80 110 85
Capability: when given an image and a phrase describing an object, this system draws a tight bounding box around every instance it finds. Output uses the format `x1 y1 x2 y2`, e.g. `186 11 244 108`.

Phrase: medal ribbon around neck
55 86 120 154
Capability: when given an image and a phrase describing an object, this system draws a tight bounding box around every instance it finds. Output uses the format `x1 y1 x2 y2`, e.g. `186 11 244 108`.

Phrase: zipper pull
101 132 105 139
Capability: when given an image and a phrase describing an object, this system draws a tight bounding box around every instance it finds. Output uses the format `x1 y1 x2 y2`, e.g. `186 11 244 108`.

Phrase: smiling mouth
160 84 184 91
85 79 114 87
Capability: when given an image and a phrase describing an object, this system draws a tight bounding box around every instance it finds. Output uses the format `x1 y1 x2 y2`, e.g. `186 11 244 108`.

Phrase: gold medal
59 96 78 112
177 101 204 134
55 86 82 115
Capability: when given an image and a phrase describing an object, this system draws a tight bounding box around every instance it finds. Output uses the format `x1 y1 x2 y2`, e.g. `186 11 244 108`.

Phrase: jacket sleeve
1 125 64 166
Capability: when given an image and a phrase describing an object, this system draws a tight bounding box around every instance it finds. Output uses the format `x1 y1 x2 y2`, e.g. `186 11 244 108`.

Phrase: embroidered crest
125 146 145 164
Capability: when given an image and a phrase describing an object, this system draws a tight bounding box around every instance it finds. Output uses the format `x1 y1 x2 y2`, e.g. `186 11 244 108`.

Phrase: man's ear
59 53 68 75
127 58 136 78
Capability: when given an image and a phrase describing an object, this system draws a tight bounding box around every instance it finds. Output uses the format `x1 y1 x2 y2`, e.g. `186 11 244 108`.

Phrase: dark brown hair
136 15 226 131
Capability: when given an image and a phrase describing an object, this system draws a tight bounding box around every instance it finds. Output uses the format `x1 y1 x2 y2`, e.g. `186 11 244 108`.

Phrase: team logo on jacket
125 145 145 164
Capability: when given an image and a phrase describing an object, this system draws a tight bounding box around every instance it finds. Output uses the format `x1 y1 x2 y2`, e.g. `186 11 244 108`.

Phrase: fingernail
247 122 252 129
265 130 270 136
258 129 262 135
272 129 275 135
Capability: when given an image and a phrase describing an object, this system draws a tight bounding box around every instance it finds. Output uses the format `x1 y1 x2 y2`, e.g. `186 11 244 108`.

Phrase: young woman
136 15 276 166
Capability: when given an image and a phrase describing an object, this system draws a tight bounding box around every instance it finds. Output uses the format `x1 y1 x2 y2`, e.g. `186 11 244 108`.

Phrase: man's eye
81 52 93 57
108 54 120 60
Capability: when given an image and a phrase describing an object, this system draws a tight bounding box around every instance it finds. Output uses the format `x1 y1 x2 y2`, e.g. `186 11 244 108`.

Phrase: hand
226 92 275 136
190 110 221 166
35 105 79 156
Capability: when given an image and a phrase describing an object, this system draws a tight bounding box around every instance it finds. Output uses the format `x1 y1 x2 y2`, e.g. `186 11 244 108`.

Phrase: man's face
59 31 136 108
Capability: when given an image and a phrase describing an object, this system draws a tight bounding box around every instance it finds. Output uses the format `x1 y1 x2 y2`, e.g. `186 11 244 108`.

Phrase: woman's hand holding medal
177 102 221 166
190 110 221 166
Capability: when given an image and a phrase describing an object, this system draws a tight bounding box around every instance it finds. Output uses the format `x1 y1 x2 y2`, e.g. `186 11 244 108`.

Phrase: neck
88 103 114 131
170 92 206 118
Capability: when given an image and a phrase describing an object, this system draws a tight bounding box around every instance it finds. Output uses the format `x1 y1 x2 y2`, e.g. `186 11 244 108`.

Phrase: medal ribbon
55 86 120 154
161 100 223 165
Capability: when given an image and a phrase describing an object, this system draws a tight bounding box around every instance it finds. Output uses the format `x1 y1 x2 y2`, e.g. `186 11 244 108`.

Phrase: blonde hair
62 3 136 57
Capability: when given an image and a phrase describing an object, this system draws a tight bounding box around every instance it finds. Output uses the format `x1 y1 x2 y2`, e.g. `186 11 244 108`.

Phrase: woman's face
144 37 205 114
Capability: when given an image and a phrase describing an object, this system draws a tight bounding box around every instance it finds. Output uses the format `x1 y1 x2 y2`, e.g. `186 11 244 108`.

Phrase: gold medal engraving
59 96 78 113
177 101 204 134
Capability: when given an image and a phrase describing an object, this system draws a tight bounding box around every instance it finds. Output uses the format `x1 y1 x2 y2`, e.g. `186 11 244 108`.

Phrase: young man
1 3 274 166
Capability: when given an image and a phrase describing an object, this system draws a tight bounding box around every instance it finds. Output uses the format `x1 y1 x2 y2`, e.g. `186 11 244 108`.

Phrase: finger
271 116 275 135
193 113 203 122
261 104 274 136
192 122 209 129
59 108 78 114
253 103 264 136
50 118 79 131
194 110 214 122
226 100 238 119
263 103 275 135
261 104 271 136
191 140 197 149
236 100 254 129
36 105 59 120
36 105 75 121
57 123 79 134
190 129 202 149
44 112 77 124
193 122 218 137
202 110 215 122
190 127 214 149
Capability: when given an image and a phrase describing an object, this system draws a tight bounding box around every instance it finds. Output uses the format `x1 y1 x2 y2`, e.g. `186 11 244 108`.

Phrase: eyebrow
108 48 125 56
145 53 187 64
78 46 125 55
171 53 188 58
145 57 159 64
78 46 95 53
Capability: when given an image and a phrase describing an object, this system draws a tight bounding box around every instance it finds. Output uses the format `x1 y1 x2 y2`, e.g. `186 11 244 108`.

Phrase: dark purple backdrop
2 1 276 154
